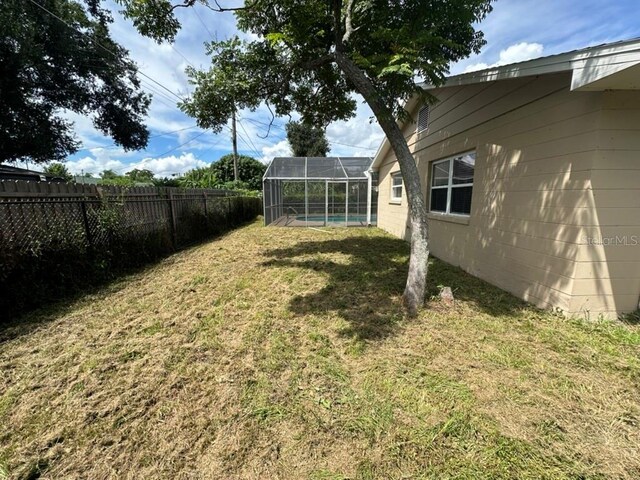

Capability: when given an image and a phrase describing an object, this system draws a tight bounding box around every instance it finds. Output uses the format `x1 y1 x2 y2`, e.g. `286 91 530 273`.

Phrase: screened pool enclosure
263 157 377 227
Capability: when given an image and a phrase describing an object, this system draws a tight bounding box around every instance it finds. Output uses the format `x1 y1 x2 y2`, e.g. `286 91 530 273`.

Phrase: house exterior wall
568 90 640 316
376 72 640 317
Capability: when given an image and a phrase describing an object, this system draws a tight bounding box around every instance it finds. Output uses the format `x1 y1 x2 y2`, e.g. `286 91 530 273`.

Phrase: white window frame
429 151 475 216
390 171 403 203
417 105 430 133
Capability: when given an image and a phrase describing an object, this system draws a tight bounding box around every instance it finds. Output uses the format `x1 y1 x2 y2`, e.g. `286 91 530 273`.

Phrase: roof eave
371 38 640 170
422 37 640 91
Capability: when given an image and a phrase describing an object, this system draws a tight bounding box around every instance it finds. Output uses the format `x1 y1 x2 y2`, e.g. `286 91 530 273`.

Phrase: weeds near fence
0 181 261 319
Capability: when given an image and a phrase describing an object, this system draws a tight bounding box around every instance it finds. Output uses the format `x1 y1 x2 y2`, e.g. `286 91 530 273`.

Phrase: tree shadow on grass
263 235 536 342
262 236 410 342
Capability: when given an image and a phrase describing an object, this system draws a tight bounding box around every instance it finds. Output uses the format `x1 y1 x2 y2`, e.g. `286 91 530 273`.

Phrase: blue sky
46 0 640 177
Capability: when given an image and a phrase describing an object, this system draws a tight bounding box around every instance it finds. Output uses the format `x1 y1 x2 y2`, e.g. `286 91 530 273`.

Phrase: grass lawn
1 219 639 479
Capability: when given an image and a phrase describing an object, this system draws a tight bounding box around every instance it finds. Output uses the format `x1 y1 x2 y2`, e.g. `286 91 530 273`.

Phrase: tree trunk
335 51 430 315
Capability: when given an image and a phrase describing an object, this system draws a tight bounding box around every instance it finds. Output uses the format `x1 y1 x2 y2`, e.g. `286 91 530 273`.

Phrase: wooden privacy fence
0 180 262 318
0 181 260 252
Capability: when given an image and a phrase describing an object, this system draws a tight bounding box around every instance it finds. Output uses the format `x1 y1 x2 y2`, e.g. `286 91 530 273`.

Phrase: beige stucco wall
376 73 640 318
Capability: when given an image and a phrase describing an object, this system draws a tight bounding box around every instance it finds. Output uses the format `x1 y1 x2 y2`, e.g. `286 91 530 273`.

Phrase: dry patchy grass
1 219 639 479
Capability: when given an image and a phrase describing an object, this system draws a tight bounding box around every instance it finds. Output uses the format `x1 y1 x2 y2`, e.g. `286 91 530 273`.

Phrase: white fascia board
571 49 640 90
424 39 640 91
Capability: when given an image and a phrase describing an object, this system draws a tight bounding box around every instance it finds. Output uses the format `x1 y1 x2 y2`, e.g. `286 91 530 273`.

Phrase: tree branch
342 0 357 44
168 0 247 13
204 0 249 12
331 0 344 51
301 54 335 70
169 0 196 12
255 102 276 139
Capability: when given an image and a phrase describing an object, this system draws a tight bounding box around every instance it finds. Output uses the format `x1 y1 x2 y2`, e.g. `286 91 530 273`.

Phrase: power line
170 45 197 69
236 132 261 158
244 117 286 130
139 79 181 103
75 125 201 153
222 123 260 159
26 0 185 103
149 125 200 140
192 4 215 40
151 131 207 159
140 82 181 109
29 0 378 161
244 117 378 151
236 117 263 158
27 0 224 173
73 59 182 108
147 0 198 68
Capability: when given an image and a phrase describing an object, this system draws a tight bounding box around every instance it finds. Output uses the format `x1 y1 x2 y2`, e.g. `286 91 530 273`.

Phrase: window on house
430 151 475 215
417 105 430 133
391 172 403 202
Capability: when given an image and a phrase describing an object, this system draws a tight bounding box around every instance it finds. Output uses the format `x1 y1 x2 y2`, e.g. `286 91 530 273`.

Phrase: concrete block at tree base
439 286 454 306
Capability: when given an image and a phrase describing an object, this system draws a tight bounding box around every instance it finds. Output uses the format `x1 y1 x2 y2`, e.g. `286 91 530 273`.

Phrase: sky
29 0 640 177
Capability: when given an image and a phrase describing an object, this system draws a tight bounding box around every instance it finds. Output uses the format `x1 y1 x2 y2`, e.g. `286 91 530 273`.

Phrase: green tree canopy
179 167 219 189
43 162 73 182
100 169 119 180
118 0 493 313
0 0 151 164
125 168 155 183
153 176 181 187
98 168 137 186
286 121 330 157
211 154 266 191
98 174 133 187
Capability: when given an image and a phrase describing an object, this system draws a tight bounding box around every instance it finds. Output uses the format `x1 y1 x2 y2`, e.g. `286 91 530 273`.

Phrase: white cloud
463 62 490 73
260 140 291 164
464 42 544 73
64 151 207 178
133 153 208 177
499 42 544 64
326 101 384 157
238 100 385 162
65 155 127 176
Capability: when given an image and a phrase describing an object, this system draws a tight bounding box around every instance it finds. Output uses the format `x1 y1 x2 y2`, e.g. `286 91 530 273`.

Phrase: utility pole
231 109 239 182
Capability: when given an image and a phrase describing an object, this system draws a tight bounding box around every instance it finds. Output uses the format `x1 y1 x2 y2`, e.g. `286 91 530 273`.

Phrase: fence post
80 199 93 249
167 189 178 248
203 192 208 217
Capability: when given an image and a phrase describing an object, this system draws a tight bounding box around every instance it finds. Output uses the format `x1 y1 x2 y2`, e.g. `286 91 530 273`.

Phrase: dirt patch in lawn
1 220 639 479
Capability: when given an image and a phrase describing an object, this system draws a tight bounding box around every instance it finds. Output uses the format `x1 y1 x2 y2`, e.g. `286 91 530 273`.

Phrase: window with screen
429 152 475 215
417 105 430 133
390 172 403 202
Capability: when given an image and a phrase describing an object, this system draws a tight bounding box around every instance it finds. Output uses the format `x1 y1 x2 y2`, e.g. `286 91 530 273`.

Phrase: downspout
365 169 372 226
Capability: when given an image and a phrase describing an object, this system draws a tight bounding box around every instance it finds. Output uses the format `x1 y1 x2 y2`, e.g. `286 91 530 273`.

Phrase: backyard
1 219 639 479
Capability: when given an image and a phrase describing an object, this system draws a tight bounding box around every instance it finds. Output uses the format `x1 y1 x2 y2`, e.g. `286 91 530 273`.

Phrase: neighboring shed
72 175 101 185
263 157 377 227
371 39 640 319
